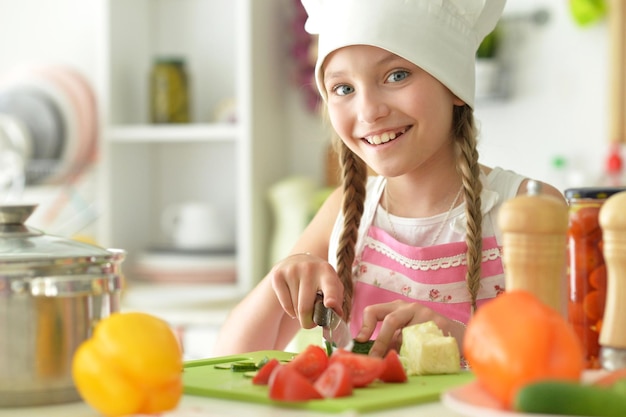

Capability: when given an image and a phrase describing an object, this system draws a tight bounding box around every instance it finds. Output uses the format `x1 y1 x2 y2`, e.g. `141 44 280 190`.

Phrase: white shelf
95 0 289 300
121 282 243 311
108 123 240 143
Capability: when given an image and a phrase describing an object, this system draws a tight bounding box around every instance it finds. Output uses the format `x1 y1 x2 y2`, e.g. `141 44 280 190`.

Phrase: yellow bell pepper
72 312 183 416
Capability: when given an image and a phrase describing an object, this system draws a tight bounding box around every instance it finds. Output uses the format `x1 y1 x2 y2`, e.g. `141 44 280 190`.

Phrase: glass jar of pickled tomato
565 187 626 369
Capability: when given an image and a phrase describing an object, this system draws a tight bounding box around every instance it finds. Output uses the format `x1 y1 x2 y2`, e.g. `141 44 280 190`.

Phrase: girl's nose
356 89 390 123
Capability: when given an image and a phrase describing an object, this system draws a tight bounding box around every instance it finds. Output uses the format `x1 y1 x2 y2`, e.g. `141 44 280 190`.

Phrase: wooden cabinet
95 0 288 302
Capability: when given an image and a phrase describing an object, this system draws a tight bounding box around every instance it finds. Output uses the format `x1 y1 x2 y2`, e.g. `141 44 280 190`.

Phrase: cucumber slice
351 340 375 355
230 360 258 372
515 381 626 417
255 356 270 369
324 340 333 356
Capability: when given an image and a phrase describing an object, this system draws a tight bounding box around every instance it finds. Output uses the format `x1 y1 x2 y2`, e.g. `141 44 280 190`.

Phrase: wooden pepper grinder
599 190 626 370
498 180 569 315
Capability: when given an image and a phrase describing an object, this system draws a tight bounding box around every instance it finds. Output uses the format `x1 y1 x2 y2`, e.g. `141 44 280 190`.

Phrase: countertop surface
0 395 466 417
0 286 471 417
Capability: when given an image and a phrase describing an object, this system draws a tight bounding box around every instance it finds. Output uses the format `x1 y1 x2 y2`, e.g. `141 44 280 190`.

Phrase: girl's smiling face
322 45 465 178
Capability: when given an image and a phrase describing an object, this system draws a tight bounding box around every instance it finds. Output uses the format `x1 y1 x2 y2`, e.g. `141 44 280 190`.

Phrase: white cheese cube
400 321 460 376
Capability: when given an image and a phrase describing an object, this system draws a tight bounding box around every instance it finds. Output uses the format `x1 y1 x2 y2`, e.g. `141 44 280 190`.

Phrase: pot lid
0 204 114 261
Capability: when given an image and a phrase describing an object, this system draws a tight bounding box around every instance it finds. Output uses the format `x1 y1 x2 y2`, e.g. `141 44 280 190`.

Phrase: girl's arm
213 187 344 355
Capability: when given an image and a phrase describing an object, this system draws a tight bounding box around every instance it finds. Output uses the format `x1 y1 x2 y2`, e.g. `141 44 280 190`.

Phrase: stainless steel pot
0 204 125 407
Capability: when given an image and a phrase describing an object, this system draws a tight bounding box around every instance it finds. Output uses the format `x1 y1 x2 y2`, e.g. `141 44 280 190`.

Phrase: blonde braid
335 140 367 319
453 105 483 313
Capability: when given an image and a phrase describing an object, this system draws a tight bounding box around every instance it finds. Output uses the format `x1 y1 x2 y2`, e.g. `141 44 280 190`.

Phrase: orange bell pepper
463 290 584 408
72 312 183 417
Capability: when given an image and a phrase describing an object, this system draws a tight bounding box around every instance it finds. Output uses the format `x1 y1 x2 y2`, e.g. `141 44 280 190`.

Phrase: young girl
214 0 563 357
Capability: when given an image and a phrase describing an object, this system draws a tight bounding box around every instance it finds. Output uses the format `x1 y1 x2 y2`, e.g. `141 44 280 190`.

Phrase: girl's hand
356 300 465 357
268 252 345 329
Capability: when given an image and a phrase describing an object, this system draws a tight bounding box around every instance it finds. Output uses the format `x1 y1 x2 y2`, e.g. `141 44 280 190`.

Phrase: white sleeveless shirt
327 167 527 335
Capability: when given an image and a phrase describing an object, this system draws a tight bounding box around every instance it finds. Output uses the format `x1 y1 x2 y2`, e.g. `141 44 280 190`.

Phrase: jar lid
153 56 186 66
564 187 626 201
0 204 117 261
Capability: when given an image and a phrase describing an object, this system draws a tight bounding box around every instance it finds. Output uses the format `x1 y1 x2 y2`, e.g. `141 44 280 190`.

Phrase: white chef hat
302 0 506 108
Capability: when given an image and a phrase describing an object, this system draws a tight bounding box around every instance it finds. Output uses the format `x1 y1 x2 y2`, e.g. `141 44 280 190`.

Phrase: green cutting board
183 350 475 413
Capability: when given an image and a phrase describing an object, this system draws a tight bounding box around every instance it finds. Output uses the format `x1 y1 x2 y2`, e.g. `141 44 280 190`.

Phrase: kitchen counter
1 286 469 417
0 395 466 417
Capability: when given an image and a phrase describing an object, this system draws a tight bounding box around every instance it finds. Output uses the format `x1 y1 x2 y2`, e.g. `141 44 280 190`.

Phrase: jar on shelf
150 57 190 123
564 187 626 369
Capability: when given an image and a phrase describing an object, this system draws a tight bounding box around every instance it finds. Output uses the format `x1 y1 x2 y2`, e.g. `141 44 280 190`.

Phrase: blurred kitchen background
0 0 621 357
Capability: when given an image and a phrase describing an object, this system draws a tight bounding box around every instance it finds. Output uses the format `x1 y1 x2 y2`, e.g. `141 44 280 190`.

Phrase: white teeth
366 130 401 145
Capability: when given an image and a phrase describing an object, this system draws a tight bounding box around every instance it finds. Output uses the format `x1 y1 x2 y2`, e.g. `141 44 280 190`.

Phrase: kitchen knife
313 293 354 351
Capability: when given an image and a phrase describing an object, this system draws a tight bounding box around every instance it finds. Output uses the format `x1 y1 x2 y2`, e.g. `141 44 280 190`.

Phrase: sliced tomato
313 362 353 398
379 349 408 383
287 344 328 381
268 364 323 402
329 350 384 387
252 358 280 385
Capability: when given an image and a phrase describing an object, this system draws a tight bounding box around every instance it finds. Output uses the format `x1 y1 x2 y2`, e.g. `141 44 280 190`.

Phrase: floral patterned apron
349 210 505 339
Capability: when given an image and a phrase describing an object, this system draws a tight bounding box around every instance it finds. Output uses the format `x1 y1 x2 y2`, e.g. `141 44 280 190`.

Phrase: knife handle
313 293 332 327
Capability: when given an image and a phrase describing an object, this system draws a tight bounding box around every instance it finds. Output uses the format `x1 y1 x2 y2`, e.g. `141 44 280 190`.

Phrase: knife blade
313 293 354 351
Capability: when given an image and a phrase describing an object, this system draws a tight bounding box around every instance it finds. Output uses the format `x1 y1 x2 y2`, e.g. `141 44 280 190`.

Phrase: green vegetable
324 340 333 356
230 360 258 372
255 356 270 369
322 339 374 355
514 380 626 417
215 359 265 372
215 356 292 373
612 379 626 396
351 340 375 355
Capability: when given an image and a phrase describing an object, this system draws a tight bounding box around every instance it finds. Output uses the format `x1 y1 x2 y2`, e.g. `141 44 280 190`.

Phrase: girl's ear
453 96 466 107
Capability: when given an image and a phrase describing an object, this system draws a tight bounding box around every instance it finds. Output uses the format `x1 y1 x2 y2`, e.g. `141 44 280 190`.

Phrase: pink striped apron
349 220 505 338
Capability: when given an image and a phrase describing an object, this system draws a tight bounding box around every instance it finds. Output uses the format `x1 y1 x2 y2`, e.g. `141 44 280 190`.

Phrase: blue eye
387 70 409 83
334 84 355 96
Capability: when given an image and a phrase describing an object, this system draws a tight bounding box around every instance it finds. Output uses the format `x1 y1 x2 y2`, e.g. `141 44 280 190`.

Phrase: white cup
161 202 231 250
